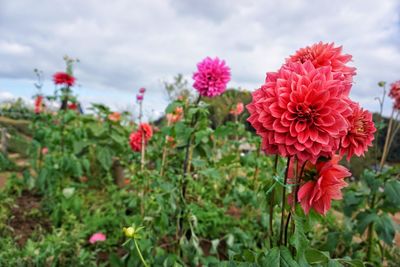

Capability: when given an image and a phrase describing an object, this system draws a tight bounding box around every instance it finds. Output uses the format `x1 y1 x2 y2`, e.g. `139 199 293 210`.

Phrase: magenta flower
136 94 144 101
139 87 146 94
193 57 231 97
89 232 106 244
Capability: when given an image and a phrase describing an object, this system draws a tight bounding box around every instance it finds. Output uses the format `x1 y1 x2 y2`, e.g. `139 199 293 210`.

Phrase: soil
97 247 127 263
8 190 51 247
199 238 228 260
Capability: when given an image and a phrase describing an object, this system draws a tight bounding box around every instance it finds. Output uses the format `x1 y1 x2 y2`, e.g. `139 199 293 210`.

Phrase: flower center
353 117 365 134
296 103 317 122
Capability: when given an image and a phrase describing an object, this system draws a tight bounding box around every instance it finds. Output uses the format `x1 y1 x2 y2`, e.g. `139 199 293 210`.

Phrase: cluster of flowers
166 106 184 124
129 123 153 152
137 87 146 102
389 80 400 110
247 42 376 215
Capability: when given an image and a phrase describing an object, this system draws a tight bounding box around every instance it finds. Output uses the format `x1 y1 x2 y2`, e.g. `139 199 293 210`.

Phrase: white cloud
0 91 15 101
0 0 399 116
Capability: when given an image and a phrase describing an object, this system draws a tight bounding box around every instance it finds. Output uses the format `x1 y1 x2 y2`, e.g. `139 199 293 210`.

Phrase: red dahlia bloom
193 57 231 97
53 72 75 86
68 102 78 110
129 123 153 152
340 102 376 160
129 132 142 152
247 61 351 163
298 155 351 215
389 80 400 110
287 42 356 96
34 95 43 113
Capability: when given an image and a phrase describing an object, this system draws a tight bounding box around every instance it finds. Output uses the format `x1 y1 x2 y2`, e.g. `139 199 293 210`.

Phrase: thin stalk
279 157 291 246
269 154 278 247
367 108 396 261
379 108 395 171
284 212 291 246
179 95 201 238
133 238 149 267
139 101 145 172
159 121 171 177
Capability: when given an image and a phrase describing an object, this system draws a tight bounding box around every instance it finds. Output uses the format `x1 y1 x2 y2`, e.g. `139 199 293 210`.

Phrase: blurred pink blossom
89 232 106 244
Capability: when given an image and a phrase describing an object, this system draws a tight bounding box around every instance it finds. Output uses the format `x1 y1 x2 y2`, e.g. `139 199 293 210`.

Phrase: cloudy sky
0 0 399 118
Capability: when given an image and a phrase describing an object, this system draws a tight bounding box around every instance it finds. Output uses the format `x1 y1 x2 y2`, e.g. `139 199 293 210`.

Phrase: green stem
269 154 278 247
134 238 149 267
279 157 291 246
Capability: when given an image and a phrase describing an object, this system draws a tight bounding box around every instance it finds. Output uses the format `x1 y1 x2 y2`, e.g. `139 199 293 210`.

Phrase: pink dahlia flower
89 232 106 244
287 42 356 96
298 155 351 215
136 94 144 101
389 80 400 110
193 57 231 97
139 87 146 94
247 61 350 163
340 102 376 160
53 72 75 86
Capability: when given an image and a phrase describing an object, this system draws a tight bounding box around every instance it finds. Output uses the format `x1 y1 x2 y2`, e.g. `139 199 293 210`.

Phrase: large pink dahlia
298 155 351 215
193 57 231 97
287 42 356 96
340 102 376 160
247 61 351 163
389 80 400 110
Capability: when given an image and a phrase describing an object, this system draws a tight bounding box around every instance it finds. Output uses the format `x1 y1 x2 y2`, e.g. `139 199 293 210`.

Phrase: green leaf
376 214 395 245
96 146 113 171
264 247 300 267
305 248 329 265
328 259 344 267
290 214 309 266
355 211 379 234
384 180 400 206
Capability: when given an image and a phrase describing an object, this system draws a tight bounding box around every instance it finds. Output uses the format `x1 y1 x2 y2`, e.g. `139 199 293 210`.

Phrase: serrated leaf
305 248 329 265
96 146 113 171
264 247 300 267
384 180 400 206
376 214 395 245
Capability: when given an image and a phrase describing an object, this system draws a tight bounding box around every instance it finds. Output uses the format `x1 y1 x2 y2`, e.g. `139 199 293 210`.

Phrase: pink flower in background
287 42 356 96
166 106 184 124
389 80 400 110
139 87 146 94
340 102 376 160
298 155 351 215
89 232 106 244
230 102 244 116
136 94 144 101
247 61 350 163
53 72 75 86
193 57 231 97
108 112 121 122
41 147 48 155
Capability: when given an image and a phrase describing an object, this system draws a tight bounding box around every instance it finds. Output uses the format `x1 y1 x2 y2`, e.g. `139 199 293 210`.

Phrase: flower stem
133 238 149 267
159 121 171 177
269 154 278 247
279 157 291 246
